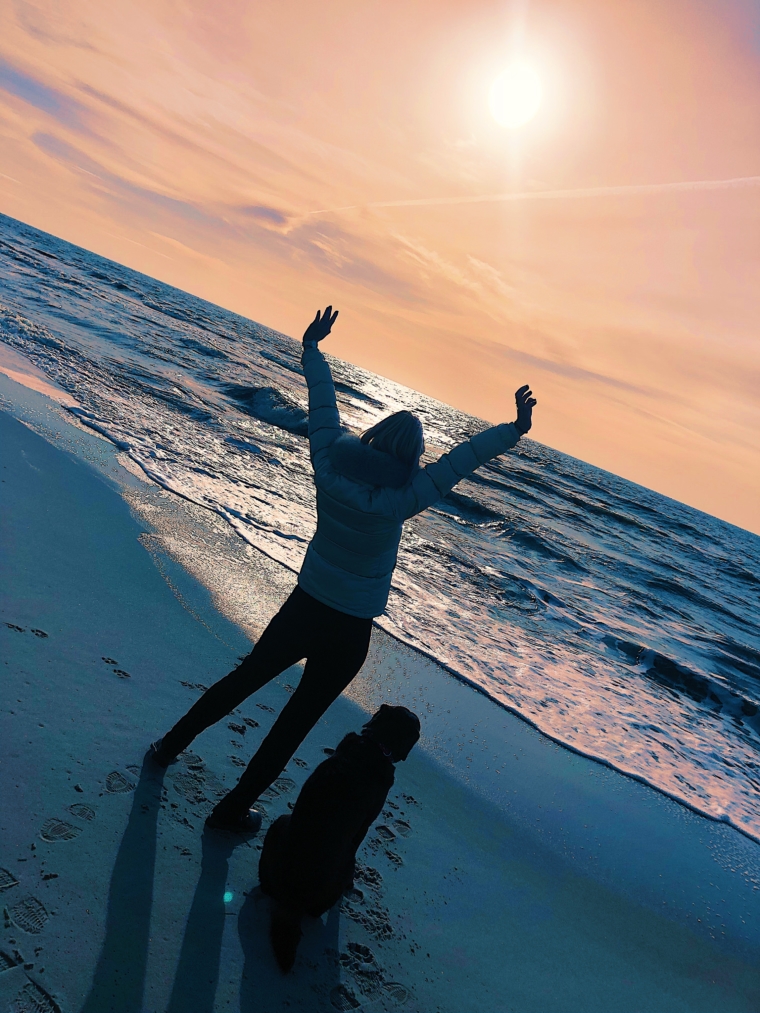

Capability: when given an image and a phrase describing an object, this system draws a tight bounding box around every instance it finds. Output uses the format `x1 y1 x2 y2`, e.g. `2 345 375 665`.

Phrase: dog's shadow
238 882 343 1012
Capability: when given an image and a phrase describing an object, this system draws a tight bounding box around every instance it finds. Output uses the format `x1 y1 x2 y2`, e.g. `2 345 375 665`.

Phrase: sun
489 62 543 129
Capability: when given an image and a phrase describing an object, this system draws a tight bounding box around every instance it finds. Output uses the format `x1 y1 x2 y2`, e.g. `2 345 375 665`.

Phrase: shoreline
54 370 760 850
2 367 760 1010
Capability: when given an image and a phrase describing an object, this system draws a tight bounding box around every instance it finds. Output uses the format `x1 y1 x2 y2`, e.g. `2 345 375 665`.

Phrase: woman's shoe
147 737 178 769
205 806 263 835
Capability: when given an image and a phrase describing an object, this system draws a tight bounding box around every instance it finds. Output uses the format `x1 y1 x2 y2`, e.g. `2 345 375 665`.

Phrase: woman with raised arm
150 306 537 832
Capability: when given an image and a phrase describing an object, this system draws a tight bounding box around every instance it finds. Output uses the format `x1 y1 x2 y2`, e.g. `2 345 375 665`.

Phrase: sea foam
1 212 759 841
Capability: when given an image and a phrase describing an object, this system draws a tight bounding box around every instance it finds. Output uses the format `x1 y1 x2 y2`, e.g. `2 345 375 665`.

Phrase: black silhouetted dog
258 704 420 973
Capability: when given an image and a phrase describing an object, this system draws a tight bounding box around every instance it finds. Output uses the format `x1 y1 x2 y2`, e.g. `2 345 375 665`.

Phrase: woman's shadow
80 754 165 1013
164 826 237 1013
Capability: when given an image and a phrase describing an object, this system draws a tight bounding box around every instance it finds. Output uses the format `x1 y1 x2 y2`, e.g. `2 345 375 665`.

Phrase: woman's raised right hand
303 306 339 347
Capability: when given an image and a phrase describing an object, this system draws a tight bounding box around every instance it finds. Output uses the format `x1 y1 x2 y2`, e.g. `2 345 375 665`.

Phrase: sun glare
489 62 543 129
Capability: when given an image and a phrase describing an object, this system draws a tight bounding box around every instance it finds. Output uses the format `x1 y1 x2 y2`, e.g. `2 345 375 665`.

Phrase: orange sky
1 0 759 532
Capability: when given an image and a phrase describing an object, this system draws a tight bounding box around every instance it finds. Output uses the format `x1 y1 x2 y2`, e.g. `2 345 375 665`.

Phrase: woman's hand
303 305 339 347
514 384 537 435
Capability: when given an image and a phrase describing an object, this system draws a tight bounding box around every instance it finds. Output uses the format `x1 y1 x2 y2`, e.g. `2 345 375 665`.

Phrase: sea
1 211 759 841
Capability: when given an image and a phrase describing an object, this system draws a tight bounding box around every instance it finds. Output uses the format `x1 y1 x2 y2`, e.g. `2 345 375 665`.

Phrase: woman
151 306 537 832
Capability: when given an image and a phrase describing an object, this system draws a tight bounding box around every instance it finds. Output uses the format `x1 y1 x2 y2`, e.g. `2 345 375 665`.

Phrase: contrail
308 174 760 214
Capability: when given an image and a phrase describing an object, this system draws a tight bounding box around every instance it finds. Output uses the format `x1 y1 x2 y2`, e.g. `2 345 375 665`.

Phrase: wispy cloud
0 57 89 130
309 175 760 215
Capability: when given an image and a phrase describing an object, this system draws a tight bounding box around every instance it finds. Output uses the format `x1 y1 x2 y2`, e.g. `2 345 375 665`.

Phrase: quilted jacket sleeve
392 423 522 520
302 344 342 476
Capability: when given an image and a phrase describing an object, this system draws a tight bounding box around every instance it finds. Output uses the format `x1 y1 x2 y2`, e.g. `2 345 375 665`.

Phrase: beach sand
1 370 759 1013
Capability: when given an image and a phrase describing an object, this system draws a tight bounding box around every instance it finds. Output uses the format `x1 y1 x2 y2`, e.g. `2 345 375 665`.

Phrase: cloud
238 205 289 225
472 335 656 398
149 232 227 269
32 132 222 229
30 131 415 301
0 57 89 129
309 175 760 215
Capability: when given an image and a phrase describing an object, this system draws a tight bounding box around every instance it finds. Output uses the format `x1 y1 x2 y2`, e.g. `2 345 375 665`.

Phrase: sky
0 0 759 532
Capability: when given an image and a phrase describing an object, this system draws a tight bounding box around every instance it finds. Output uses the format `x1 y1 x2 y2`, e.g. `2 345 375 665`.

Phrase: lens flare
489 62 543 128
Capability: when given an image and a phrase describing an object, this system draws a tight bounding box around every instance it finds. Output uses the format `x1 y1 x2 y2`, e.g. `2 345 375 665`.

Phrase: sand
1 369 759 1013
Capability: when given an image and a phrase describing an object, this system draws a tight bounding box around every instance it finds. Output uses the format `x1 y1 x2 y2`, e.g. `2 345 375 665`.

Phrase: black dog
258 704 420 972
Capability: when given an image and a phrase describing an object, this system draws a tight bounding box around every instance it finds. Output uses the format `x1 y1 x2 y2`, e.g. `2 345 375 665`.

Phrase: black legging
162 585 373 816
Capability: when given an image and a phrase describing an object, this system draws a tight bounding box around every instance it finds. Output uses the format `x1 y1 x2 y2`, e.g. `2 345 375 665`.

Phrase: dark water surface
1 212 759 840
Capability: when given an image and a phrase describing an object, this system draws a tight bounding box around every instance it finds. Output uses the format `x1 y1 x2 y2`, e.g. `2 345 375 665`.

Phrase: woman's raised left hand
303 306 339 347
514 384 537 435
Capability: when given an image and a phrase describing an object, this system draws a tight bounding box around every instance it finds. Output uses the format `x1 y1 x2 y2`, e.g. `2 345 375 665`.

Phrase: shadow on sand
167 829 343 1012
79 755 343 1012
165 828 236 1013
238 885 342 1012
80 755 165 1013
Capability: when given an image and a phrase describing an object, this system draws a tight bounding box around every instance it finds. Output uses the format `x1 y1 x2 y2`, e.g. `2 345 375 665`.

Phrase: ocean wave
223 385 308 436
2 211 760 842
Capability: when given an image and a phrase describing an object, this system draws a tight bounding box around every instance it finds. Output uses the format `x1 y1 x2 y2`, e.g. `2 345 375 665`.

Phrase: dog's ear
391 706 421 761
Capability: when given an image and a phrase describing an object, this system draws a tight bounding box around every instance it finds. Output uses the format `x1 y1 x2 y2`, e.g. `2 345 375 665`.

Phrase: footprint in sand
374 825 396 842
381 982 410 1005
101 657 131 677
329 983 361 1011
5 623 25 633
354 864 383 893
229 756 247 767
66 804 95 822
168 755 227 819
39 820 81 844
10 978 61 1013
392 820 412 838
30 630 48 639
273 777 295 793
0 949 18 971
7 897 49 935
243 717 259 729
179 680 209 692
340 940 381 980
227 722 246 736
341 899 394 940
0 868 20 892
339 943 412 1006
105 771 135 794
256 703 276 714
39 793 97 842
292 757 308 768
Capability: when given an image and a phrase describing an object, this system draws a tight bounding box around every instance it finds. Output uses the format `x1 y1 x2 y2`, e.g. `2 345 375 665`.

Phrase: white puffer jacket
297 344 521 618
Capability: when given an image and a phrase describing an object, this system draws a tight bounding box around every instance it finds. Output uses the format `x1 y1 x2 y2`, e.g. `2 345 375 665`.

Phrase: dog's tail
270 901 303 974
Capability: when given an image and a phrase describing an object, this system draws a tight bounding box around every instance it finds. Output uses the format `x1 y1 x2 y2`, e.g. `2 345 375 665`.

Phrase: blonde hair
360 411 424 466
